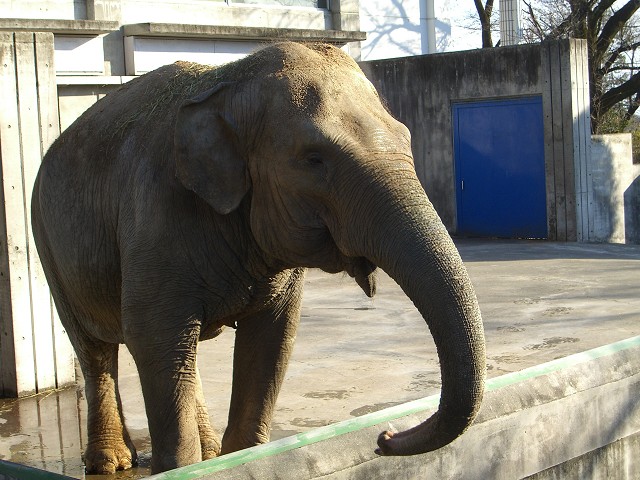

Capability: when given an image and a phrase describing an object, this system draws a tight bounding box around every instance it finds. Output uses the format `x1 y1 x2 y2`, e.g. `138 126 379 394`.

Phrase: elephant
31 42 486 474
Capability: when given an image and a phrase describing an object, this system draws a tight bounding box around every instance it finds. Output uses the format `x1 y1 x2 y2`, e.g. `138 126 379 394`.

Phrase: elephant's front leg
127 317 205 473
221 273 304 453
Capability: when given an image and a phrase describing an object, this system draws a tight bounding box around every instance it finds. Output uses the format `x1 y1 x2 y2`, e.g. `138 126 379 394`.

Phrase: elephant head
174 42 486 456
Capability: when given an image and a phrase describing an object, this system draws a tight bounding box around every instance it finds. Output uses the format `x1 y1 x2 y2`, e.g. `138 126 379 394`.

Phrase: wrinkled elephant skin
31 42 486 474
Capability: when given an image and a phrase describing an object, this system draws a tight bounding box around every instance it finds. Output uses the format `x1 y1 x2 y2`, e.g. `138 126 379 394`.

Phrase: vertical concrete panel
590 134 633 243
568 41 587 241
568 39 592 242
548 41 570 241
0 33 20 397
0 32 37 396
14 31 57 393
0 32 72 397
34 33 74 389
86 0 122 22
540 42 557 241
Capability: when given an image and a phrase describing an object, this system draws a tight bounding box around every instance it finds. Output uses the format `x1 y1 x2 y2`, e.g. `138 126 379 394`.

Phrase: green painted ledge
0 460 75 480
150 334 640 479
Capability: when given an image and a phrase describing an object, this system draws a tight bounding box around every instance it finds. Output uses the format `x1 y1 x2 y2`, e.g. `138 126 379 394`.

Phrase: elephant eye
305 153 324 166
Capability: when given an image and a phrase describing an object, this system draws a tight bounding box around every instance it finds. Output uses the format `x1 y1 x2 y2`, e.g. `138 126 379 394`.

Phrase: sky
443 2 492 52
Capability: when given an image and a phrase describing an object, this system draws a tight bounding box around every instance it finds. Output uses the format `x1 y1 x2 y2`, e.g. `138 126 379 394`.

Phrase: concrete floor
1 239 639 479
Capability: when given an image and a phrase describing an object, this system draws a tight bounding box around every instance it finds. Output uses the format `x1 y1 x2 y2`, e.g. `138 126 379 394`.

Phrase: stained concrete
1 239 639 479
170 336 640 479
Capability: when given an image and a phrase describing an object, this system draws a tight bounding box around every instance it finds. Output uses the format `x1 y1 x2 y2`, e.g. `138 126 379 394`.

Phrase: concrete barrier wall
1 336 638 478
590 134 639 244
141 336 640 479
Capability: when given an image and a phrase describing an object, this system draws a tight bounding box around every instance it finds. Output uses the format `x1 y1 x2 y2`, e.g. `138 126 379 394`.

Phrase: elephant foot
84 441 137 474
202 444 221 461
200 432 222 460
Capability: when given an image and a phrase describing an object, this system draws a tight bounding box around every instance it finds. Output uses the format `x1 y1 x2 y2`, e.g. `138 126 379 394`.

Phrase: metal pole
425 0 436 53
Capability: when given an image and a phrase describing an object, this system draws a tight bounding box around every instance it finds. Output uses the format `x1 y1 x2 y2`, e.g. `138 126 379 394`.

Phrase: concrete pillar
0 32 75 397
330 0 360 30
540 39 591 241
566 39 592 242
86 0 122 22
589 134 638 244
330 0 361 59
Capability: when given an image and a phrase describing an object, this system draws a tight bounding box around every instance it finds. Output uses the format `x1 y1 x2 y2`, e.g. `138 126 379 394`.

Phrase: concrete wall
128 336 640 479
359 0 462 60
0 32 75 397
527 432 640 480
360 40 591 241
0 0 364 78
360 43 542 231
0 0 469 75
627 167 640 244
1 336 638 479
359 0 431 60
589 134 640 244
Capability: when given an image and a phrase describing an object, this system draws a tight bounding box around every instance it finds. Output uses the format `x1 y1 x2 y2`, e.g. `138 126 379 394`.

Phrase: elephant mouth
345 257 377 298
316 225 377 297
299 224 377 297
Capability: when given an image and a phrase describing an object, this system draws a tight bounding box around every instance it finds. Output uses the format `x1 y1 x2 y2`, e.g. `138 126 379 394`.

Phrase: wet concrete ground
1 239 639 479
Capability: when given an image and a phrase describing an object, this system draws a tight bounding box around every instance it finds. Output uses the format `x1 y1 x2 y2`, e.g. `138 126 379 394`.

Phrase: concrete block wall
589 134 639 244
100 336 637 479
0 32 75 397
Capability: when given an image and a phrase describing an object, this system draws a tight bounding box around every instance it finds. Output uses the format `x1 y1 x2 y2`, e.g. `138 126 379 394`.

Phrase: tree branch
547 13 580 39
474 0 495 47
600 40 640 74
599 69 640 114
592 0 619 22
625 91 640 121
485 0 494 17
596 0 640 58
602 64 640 73
523 0 546 41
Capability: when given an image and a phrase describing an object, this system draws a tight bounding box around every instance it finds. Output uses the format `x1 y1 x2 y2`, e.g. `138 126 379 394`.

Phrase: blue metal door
453 97 546 238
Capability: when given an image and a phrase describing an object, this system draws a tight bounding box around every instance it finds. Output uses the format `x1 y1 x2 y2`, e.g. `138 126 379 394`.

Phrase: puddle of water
0 386 152 479
0 386 85 477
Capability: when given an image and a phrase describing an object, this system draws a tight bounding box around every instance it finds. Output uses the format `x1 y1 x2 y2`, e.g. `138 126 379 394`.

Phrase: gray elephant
31 42 486 474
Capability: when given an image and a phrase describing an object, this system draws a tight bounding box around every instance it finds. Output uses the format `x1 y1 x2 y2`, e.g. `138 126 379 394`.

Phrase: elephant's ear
174 83 250 215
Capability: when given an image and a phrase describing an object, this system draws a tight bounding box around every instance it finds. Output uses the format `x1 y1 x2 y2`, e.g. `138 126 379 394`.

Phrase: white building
0 1 472 72
0 0 476 128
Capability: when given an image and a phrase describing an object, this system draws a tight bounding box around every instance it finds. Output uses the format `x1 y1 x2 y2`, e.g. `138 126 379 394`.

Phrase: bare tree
521 0 640 133
474 0 498 47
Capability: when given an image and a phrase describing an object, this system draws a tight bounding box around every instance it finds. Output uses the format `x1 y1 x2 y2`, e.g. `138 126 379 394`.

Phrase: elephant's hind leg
79 341 137 474
195 364 221 460
44 268 136 473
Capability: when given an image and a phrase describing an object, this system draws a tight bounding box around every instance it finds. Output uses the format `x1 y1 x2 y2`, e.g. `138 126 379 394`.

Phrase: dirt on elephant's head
110 42 363 139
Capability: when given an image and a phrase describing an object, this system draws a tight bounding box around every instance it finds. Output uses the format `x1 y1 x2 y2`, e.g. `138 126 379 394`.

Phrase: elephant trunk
337 163 486 455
